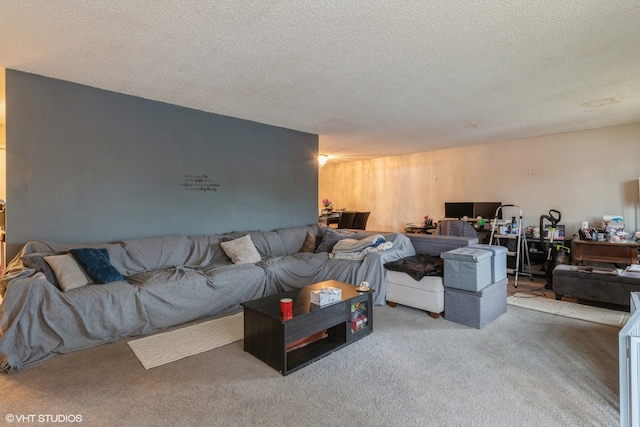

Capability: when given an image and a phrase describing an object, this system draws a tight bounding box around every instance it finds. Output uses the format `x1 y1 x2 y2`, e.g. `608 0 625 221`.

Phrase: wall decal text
180 174 220 192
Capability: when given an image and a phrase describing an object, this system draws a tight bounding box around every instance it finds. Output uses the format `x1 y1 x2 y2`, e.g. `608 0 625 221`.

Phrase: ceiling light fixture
318 154 329 171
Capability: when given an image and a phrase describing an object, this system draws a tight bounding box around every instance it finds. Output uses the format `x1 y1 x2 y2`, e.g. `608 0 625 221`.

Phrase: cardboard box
351 315 367 332
310 287 342 306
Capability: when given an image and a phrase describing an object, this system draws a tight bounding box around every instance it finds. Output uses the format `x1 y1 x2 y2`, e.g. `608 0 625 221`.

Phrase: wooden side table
318 213 340 227
573 240 639 265
404 224 436 234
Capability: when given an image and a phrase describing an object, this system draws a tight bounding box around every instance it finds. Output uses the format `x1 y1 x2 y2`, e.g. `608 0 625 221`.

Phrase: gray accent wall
5 70 318 259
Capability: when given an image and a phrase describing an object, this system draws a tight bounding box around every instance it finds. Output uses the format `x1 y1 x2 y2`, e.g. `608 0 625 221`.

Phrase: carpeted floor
0 301 620 427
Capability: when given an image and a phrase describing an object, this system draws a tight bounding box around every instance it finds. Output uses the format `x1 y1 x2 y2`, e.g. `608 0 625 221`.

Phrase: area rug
507 293 630 327
127 312 244 369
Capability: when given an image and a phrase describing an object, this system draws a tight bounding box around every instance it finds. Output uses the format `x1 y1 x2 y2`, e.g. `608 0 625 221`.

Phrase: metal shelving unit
489 204 532 287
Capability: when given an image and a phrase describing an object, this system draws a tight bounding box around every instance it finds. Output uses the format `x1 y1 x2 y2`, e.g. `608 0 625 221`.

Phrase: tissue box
310 287 342 306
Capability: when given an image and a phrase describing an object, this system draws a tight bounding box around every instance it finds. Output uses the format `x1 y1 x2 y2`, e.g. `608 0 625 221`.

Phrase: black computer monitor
444 202 474 219
473 202 502 219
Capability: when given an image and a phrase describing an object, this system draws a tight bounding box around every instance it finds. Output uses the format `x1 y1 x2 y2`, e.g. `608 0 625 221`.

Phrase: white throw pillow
220 234 261 264
44 254 94 292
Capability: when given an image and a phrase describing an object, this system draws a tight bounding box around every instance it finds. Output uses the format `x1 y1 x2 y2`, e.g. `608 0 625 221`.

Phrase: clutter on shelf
578 215 631 242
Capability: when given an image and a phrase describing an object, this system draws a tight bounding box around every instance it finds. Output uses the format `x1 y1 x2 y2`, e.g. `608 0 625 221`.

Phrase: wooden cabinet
573 240 639 266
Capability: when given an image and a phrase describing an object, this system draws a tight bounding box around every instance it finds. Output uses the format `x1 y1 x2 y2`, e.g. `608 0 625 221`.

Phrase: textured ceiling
1 1 639 161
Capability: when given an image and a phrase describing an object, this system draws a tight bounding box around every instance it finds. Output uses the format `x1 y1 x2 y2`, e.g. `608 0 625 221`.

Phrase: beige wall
319 123 640 237
0 67 5 201
0 139 5 201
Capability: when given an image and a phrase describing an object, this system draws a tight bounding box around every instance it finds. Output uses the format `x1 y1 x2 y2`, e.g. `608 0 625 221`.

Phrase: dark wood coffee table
240 280 372 375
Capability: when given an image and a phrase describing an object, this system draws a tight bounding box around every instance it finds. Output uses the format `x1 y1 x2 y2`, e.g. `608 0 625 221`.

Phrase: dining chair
352 212 370 230
337 211 357 229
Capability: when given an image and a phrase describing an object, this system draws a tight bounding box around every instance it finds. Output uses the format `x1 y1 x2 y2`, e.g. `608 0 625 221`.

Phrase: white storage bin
386 271 444 316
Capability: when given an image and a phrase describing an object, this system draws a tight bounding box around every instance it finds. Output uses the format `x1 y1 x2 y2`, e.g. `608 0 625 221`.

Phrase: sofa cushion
44 254 94 292
245 230 287 258
70 248 125 284
20 252 60 289
316 228 359 253
117 235 192 275
298 231 317 253
275 224 319 255
221 234 261 264
185 235 231 268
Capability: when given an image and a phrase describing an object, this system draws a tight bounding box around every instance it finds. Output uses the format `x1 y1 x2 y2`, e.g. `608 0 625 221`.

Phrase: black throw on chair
352 212 370 230
337 211 357 229
434 220 478 237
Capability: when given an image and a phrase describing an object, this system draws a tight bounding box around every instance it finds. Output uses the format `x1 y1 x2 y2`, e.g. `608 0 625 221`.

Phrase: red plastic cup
280 298 293 320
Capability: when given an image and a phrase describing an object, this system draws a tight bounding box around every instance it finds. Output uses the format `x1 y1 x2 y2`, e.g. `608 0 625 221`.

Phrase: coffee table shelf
286 330 345 372
241 280 372 375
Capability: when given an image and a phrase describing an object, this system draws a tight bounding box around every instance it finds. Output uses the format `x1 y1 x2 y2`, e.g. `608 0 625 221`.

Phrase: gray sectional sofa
0 224 415 371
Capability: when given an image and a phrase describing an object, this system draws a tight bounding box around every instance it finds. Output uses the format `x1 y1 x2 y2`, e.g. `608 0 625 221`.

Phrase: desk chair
337 211 357 229
352 212 370 230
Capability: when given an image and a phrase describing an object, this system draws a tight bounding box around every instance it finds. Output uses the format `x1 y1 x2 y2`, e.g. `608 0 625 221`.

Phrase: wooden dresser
573 239 639 265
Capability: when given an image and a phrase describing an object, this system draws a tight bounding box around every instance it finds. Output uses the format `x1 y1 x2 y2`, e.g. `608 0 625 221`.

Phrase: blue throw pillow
69 248 125 284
